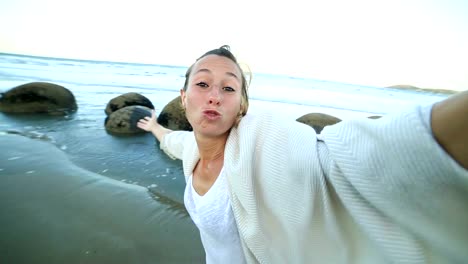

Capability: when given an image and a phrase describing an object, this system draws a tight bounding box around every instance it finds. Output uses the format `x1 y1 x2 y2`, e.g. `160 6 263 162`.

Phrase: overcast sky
1 0 467 90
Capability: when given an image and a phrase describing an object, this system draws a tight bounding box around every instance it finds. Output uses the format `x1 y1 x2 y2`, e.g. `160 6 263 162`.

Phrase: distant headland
385 85 458 95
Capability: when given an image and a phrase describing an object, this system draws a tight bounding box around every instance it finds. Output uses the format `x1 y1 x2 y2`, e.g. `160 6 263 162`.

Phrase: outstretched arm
137 110 172 142
431 90 468 169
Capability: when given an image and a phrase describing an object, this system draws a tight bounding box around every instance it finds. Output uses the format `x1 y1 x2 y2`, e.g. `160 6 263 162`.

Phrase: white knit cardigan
161 104 468 264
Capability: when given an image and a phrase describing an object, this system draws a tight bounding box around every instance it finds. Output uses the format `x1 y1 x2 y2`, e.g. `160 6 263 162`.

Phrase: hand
137 110 158 133
431 90 468 169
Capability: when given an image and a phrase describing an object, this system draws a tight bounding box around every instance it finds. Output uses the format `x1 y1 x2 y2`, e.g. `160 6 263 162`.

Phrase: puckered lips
202 109 221 120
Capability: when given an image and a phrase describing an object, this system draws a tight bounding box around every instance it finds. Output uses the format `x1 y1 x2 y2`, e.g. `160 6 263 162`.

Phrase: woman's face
181 55 242 138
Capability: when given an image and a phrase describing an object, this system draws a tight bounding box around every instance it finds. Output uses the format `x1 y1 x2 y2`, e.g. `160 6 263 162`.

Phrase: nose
208 87 221 105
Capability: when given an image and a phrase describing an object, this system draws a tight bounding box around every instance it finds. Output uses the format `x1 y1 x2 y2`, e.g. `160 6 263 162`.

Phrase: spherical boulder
157 96 192 131
105 105 152 134
0 82 77 115
105 92 154 116
296 113 341 133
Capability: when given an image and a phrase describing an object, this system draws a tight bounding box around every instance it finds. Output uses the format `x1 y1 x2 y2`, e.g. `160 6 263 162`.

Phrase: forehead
191 55 242 79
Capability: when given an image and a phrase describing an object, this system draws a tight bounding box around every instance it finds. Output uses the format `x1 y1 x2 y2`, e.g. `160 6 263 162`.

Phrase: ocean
0 53 450 263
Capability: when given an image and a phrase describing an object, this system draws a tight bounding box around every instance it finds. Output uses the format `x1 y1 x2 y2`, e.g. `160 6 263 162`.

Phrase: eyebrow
195 68 239 80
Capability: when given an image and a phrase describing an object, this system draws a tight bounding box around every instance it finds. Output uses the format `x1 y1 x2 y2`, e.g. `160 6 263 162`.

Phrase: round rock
157 96 192 131
105 105 152 134
296 113 341 133
0 82 77 115
105 92 154 116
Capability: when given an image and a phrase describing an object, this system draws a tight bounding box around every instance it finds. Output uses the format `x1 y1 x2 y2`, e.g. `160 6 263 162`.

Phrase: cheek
227 99 242 119
235 96 243 113
183 94 196 112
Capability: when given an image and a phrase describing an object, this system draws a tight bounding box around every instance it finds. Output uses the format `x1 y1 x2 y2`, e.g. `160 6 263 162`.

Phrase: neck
195 132 228 162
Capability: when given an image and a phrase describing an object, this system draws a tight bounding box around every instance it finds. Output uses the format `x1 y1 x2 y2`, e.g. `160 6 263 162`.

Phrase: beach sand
0 133 204 263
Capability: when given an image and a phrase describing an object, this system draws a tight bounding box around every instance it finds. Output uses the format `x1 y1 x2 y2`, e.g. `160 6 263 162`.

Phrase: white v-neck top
184 167 246 264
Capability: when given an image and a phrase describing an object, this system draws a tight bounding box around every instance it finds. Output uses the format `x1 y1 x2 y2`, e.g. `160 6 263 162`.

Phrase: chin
195 126 231 138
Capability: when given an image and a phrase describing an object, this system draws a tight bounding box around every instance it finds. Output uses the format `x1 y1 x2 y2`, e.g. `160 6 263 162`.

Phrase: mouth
202 109 221 119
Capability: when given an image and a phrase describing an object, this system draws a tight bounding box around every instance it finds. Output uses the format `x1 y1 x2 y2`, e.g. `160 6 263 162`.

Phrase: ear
180 88 186 108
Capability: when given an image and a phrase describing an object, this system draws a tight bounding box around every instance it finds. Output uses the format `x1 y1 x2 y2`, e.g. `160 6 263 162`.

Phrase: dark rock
105 92 154 116
157 96 192 131
296 113 341 133
0 82 77 115
105 105 152 134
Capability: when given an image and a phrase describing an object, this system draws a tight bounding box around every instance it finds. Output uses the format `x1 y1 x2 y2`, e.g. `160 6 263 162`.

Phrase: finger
138 122 148 128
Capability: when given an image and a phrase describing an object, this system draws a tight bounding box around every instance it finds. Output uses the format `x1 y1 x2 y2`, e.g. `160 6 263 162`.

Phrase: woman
138 45 468 263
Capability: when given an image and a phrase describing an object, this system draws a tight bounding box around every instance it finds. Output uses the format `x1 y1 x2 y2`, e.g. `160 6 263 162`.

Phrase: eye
223 86 235 92
196 82 208 88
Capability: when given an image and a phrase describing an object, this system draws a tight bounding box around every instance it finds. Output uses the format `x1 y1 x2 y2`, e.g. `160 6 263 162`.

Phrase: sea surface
0 53 450 263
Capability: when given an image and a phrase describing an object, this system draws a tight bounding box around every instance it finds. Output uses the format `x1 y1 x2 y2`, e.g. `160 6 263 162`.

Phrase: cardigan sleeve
320 103 468 261
160 131 193 160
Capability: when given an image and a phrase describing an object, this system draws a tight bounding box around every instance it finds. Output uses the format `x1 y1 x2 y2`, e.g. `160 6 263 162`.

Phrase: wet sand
0 134 204 263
